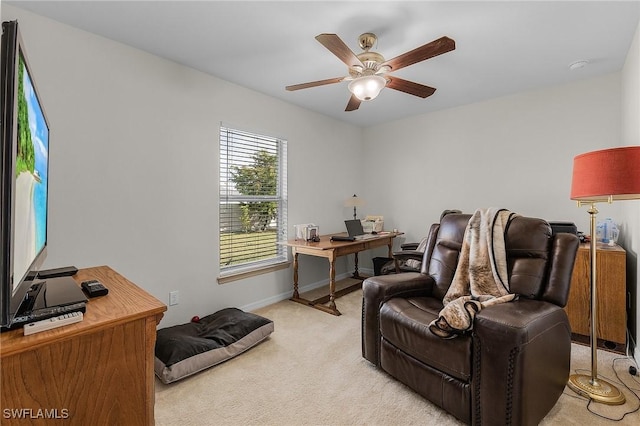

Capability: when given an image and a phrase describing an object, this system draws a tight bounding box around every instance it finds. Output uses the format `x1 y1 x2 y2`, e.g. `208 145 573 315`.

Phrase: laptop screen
344 220 365 237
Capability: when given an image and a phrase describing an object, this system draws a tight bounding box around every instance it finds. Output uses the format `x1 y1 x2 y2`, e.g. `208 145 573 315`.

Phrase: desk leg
352 252 364 280
292 250 299 299
328 253 337 312
289 250 341 316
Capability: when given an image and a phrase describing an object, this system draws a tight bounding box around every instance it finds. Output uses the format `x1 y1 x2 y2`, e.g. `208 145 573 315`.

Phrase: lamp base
567 374 625 405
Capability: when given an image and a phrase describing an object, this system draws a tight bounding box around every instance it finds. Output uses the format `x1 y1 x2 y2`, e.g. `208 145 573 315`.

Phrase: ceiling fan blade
386 77 436 98
382 36 455 72
316 34 364 69
286 77 344 91
345 94 361 112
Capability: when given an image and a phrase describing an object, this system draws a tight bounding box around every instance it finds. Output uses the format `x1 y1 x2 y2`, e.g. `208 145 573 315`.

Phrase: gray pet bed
154 307 274 384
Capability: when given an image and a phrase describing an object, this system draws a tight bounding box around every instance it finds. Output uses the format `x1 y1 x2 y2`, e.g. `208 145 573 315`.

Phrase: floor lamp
568 145 640 405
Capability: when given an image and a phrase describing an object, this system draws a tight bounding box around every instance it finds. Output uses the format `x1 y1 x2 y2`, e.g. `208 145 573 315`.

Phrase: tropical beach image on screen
13 52 48 288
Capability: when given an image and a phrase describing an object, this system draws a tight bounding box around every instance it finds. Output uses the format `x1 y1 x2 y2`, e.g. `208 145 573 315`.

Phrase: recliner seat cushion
380 297 472 381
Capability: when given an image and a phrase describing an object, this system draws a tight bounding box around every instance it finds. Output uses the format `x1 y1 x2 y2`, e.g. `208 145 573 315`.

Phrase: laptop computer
331 220 378 242
345 220 377 240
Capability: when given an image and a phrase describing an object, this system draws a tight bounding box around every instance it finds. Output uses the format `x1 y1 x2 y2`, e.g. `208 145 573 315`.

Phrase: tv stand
0 266 166 425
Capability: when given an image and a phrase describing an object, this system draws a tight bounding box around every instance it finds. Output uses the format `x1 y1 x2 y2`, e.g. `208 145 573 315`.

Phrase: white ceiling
7 1 640 128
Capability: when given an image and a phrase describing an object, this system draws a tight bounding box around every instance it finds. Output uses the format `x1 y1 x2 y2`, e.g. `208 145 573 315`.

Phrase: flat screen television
1 20 86 330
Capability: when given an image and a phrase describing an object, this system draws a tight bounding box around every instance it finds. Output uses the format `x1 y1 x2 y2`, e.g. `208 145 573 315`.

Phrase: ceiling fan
286 32 455 112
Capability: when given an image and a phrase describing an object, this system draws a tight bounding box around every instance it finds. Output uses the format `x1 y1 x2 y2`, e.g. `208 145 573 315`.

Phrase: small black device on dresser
37 265 78 279
81 280 109 298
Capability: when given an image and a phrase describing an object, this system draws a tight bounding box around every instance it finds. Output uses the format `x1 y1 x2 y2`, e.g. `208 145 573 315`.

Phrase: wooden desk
283 232 400 315
1 266 166 425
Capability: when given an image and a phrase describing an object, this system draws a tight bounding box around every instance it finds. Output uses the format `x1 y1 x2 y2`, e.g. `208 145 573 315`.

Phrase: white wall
621 19 640 364
361 74 623 244
2 5 364 327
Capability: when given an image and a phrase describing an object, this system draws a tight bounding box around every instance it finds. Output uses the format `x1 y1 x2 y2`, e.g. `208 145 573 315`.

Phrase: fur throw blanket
429 208 518 339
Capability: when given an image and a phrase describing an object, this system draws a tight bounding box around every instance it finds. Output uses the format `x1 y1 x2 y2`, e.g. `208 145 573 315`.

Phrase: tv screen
13 46 49 289
0 20 49 327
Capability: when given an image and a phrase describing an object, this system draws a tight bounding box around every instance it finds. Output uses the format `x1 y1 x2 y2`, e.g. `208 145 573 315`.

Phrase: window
218 125 288 281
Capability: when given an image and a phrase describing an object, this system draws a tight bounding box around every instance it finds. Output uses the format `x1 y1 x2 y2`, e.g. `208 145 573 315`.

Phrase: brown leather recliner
362 213 579 425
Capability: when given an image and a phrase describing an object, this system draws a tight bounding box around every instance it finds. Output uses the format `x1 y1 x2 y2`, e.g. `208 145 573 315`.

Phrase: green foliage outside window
230 150 278 232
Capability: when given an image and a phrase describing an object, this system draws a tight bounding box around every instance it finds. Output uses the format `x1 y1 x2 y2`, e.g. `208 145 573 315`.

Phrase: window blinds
219 126 287 274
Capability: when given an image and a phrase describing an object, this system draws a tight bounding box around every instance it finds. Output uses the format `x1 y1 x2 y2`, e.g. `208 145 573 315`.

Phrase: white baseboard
239 269 372 313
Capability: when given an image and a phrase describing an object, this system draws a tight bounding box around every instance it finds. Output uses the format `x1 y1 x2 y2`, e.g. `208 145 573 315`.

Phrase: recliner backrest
423 214 469 299
421 212 575 305
503 216 552 299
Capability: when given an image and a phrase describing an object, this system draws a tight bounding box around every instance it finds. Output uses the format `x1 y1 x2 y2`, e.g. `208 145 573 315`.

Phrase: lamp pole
587 203 599 384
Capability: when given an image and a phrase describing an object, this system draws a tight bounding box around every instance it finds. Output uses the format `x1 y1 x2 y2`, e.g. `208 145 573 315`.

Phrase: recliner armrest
472 299 571 425
392 250 424 262
400 242 420 250
362 273 434 366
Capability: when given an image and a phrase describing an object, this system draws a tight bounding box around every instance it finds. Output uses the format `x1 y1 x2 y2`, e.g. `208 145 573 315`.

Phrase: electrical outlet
169 291 179 306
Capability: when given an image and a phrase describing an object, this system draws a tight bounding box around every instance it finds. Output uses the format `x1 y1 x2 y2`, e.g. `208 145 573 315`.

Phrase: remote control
23 311 83 336
81 280 108 297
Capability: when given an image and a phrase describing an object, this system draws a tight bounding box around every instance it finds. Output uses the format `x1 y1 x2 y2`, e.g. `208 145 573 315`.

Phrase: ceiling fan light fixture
348 75 387 101
287 32 455 111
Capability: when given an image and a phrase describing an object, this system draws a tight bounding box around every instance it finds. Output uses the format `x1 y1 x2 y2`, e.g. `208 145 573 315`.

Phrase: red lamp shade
570 146 640 202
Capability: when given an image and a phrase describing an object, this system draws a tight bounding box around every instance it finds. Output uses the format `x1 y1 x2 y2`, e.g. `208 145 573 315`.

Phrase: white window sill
217 261 291 284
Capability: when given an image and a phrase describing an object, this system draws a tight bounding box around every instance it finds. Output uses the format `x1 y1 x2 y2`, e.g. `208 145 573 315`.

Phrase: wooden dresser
1 266 166 425
565 243 627 353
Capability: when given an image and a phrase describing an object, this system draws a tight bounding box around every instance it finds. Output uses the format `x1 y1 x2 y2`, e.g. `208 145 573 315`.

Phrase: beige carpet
155 279 640 425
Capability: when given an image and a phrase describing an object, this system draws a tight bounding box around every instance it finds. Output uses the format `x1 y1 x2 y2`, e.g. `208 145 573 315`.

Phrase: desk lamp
568 145 640 404
345 194 365 220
